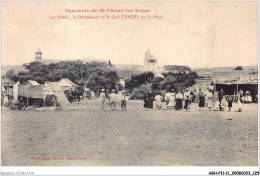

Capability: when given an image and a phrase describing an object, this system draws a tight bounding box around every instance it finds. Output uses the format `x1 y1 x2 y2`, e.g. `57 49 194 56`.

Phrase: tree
126 70 198 99
4 69 16 80
7 60 120 94
235 66 243 70
125 72 154 91
160 72 198 92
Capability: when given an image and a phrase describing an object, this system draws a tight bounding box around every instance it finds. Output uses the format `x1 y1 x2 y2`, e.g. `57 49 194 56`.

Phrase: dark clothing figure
121 100 126 110
175 99 183 110
190 92 195 103
228 100 232 108
218 90 225 103
121 94 127 111
143 94 149 108
199 95 205 107
147 92 154 109
184 99 190 110
228 97 233 111
175 92 183 110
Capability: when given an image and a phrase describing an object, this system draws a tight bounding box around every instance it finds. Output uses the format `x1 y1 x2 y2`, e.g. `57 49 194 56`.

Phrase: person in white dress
154 94 163 109
164 90 172 107
100 89 106 110
165 89 175 109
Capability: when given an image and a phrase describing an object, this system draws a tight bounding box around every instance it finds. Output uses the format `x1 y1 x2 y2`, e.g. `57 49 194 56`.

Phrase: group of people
145 88 212 111
239 89 253 103
100 89 127 111
146 87 244 112
98 87 251 112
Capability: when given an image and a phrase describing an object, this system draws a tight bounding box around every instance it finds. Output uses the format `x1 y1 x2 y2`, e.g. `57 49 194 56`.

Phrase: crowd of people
98 87 254 112
147 88 248 112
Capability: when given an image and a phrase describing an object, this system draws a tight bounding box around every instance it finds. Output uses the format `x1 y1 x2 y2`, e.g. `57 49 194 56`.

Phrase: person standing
236 94 243 112
190 90 195 103
154 94 163 109
195 89 199 103
206 88 213 107
220 97 228 111
143 91 149 109
175 91 183 110
184 88 190 100
121 90 127 111
199 92 205 111
164 89 172 108
109 89 117 111
228 96 233 111
218 89 225 103
147 90 154 109
238 89 243 102
184 96 191 111
168 89 176 109
100 89 106 110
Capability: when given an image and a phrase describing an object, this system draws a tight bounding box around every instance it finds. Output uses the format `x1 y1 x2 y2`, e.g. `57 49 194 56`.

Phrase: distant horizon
1 58 257 70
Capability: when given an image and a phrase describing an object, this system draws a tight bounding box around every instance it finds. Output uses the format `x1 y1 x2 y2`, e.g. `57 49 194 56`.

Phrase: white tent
43 82 70 106
58 78 80 91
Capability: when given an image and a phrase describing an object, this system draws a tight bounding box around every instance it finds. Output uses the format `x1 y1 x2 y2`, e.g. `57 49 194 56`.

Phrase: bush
235 66 243 70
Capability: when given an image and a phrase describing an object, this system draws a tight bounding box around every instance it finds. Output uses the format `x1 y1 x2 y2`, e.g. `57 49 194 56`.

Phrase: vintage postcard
1 0 258 175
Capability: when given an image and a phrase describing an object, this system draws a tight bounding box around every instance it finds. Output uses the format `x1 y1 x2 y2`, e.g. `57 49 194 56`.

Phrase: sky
2 1 258 68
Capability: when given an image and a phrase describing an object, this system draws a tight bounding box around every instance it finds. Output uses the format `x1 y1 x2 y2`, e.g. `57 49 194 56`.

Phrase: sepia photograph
1 1 258 174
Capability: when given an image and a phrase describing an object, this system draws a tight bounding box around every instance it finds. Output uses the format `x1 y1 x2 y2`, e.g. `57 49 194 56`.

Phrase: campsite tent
43 82 70 106
58 78 80 91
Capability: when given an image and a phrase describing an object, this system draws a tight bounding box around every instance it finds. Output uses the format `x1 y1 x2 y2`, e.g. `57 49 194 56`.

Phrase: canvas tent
58 78 80 91
43 81 70 106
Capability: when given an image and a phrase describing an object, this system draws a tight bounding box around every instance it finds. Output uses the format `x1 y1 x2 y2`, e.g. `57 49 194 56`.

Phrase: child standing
227 96 233 111
121 90 127 111
214 100 220 111
220 98 227 111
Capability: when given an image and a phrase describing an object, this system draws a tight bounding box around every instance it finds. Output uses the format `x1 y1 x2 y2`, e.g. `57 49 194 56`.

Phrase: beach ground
1 100 258 166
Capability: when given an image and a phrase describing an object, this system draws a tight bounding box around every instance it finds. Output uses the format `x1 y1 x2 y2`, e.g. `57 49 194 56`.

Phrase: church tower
35 48 42 60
